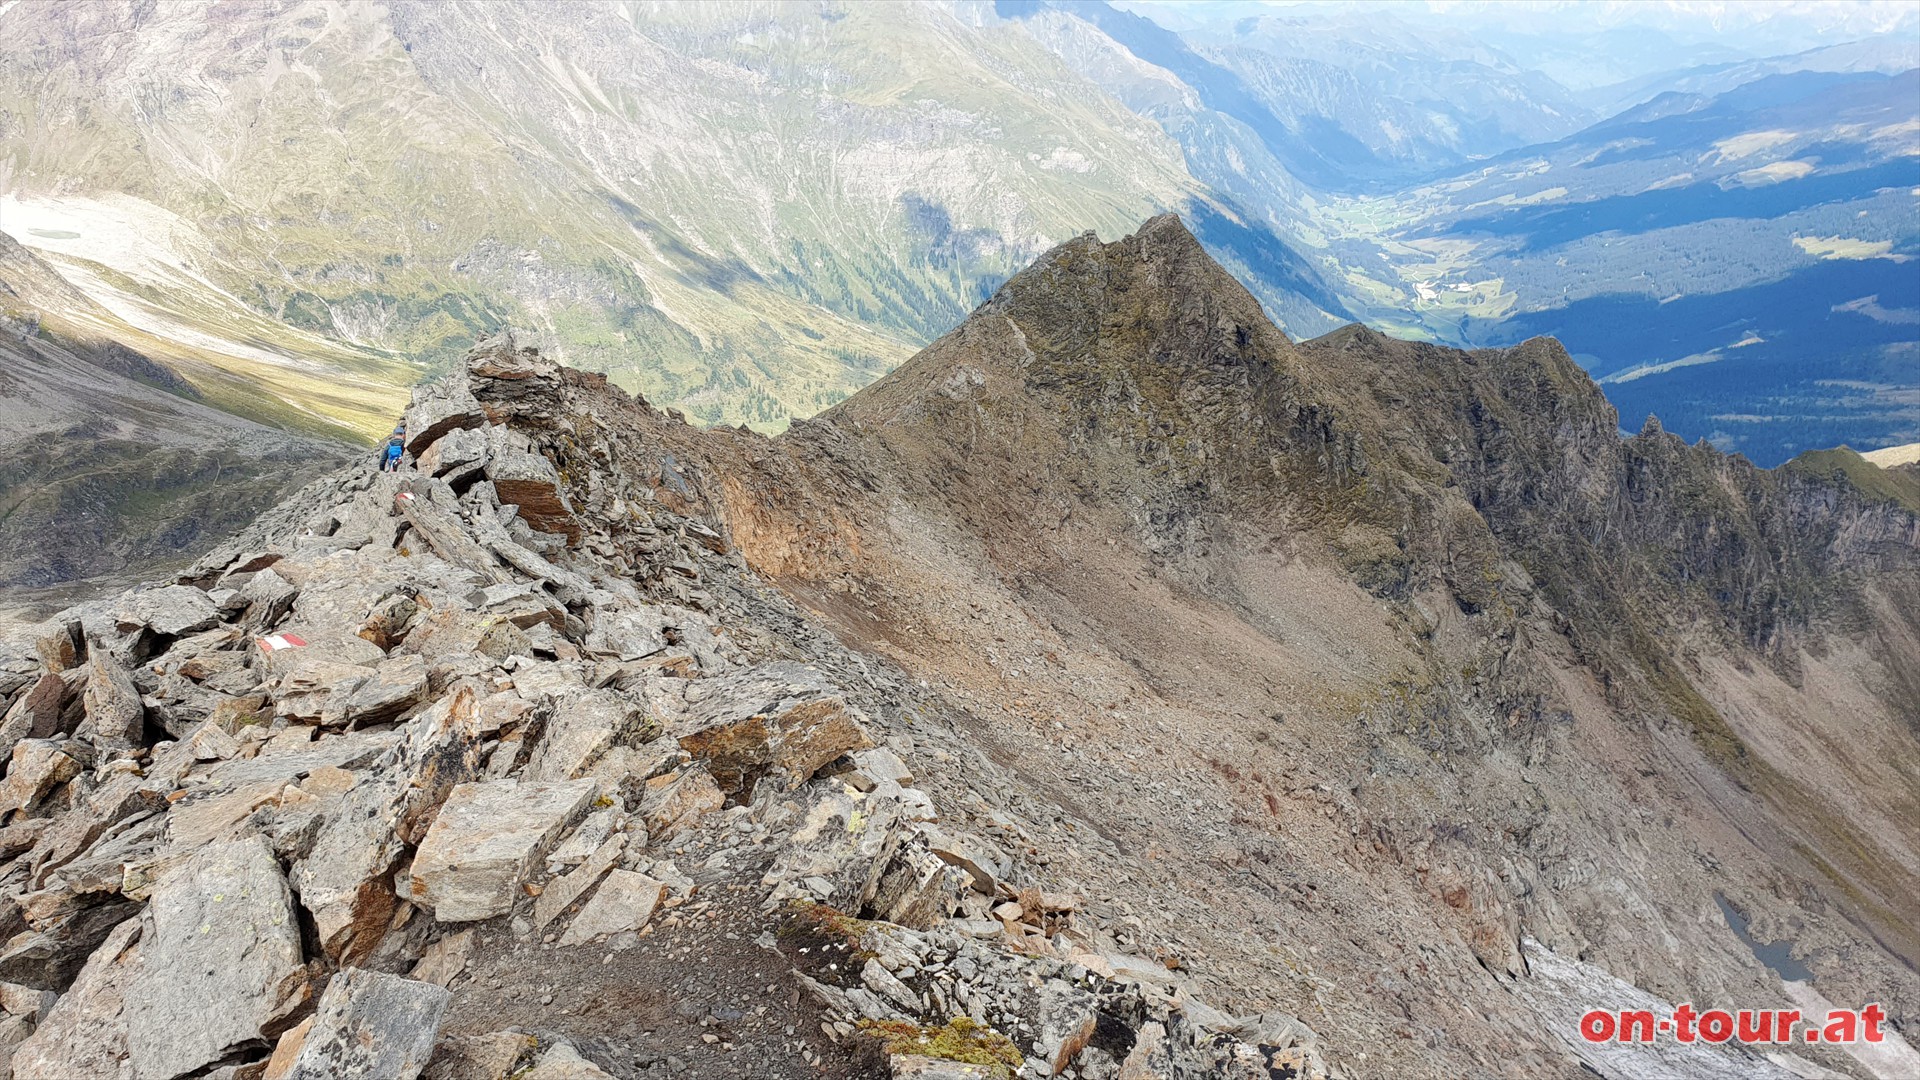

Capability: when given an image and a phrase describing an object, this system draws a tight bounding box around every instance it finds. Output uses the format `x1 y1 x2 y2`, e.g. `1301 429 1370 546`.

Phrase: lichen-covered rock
124 834 310 1079
283 967 450 1080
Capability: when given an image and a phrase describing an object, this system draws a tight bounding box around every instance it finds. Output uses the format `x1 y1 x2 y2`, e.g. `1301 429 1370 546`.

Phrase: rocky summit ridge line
0 216 1915 1079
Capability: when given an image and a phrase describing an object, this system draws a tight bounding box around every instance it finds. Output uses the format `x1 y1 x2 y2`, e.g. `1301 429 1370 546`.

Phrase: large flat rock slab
410 778 597 922
125 834 310 1079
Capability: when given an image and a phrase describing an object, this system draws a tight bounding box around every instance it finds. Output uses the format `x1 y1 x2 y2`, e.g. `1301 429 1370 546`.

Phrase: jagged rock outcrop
0 218 1914 1079
0 322 1339 1079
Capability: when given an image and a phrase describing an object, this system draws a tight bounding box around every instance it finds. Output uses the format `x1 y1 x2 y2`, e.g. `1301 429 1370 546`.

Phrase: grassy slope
0 0 1195 432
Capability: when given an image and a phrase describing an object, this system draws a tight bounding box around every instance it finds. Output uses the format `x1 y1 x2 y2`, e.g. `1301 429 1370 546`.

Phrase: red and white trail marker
256 633 308 653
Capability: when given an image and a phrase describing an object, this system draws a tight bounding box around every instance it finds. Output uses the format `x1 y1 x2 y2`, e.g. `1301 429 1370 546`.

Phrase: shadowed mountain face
0 231 350 612
449 216 1918 1076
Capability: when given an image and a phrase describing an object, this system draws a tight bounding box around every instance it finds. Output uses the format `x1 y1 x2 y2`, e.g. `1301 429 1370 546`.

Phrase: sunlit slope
0 0 1196 429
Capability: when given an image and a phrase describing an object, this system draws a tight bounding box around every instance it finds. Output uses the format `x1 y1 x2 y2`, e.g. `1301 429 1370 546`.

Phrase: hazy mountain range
0 0 1915 593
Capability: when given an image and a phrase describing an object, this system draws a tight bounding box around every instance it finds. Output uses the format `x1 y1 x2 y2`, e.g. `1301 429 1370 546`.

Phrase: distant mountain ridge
0 0 1913 598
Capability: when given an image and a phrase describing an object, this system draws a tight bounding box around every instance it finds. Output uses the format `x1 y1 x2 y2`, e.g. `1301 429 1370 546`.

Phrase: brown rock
264 1017 315 1080
0 740 83 816
640 768 725 840
487 447 578 542
283 967 450 1080
424 1031 537 1080
19 672 70 740
33 619 85 673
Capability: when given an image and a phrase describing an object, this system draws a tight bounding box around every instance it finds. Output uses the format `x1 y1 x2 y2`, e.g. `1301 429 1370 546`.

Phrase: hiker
381 425 406 472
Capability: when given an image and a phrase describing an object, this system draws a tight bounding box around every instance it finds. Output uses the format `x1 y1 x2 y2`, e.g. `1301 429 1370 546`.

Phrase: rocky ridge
0 334 1330 1079
0 215 1916 1079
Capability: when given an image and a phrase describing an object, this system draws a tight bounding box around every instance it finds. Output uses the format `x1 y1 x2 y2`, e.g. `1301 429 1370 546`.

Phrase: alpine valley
0 6 1918 1078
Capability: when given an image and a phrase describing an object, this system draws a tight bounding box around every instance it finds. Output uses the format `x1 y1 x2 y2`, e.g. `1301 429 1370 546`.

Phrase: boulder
0 894 140 990
465 332 562 406
638 767 724 840
408 928 474 987
33 619 85 673
847 747 914 791
79 650 144 751
423 1031 537 1080
404 378 486 457
276 654 429 728
124 834 310 1079
293 688 485 960
1034 982 1098 1076
7 916 141 1080
557 869 664 946
403 609 530 665
395 489 512 586
239 567 300 629
17 672 71 740
674 665 874 794
923 827 1012 896
123 585 221 638
283 967 451 1080
409 777 597 922
533 834 626 929
522 688 655 782
581 609 669 661
418 424 491 483
486 444 577 542
0 740 83 816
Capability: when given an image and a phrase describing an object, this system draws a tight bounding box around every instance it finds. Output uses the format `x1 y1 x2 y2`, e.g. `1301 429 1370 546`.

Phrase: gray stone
404 377 486 457
582 609 669 661
7 915 140 1080
125 834 310 1079
396 488 512 586
558 869 664 946
534 833 626 929
1033 982 1098 1076
410 777 597 922
329 655 430 727
486 444 576 542
892 1056 997 1078
923 827 1012 896
423 1031 537 1080
518 1041 616 1079
293 687 485 961
284 967 450 1080
419 424 491 482
125 585 221 637
239 567 300 628
79 650 144 751
523 688 655 781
